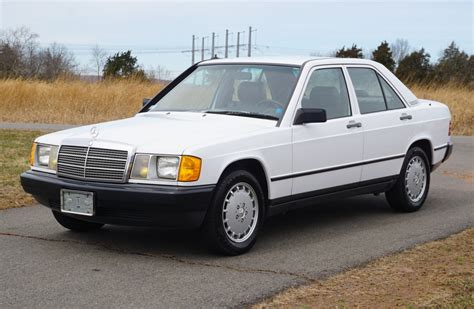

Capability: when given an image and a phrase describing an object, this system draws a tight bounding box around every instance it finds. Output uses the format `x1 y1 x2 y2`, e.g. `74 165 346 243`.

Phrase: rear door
290 66 364 196
346 66 414 181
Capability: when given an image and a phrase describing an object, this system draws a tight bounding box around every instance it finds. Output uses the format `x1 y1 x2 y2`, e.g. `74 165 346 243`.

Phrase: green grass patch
0 129 44 210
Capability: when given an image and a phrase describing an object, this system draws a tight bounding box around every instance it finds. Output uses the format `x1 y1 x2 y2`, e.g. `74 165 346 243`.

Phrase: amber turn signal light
29 143 36 166
178 156 201 182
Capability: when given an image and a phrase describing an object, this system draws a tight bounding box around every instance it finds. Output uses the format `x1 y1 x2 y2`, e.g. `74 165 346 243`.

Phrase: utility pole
248 26 252 57
211 32 215 57
201 37 205 61
236 32 240 57
191 35 195 64
225 29 229 58
186 27 255 60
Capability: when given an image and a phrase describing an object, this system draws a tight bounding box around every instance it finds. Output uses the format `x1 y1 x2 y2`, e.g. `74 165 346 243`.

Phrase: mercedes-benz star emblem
90 126 99 139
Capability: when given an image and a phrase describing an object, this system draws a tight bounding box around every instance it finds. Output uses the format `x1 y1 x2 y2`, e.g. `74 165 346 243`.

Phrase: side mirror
293 108 327 125
143 98 151 107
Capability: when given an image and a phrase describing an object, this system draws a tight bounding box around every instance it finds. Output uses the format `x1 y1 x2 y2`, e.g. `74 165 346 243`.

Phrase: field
0 79 164 125
0 79 472 135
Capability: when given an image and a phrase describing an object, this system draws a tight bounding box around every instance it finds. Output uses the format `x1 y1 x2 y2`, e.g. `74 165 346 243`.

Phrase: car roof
199 56 379 67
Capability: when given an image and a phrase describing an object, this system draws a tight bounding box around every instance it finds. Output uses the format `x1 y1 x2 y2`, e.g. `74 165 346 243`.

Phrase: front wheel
386 146 430 212
52 210 104 232
204 170 264 255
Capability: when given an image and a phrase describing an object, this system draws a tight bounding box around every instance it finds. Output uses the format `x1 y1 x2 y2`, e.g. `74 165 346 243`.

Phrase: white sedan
21 57 453 255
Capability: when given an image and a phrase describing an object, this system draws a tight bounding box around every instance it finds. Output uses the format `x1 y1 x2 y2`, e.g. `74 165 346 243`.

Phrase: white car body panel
33 57 452 204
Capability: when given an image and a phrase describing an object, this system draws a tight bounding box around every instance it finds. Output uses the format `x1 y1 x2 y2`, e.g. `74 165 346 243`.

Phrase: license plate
60 189 94 216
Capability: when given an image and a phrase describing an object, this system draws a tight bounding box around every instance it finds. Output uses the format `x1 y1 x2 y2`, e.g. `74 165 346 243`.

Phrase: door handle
346 121 362 129
400 113 413 120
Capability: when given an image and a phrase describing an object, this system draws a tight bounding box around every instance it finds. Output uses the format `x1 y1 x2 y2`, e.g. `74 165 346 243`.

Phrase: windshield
148 64 301 120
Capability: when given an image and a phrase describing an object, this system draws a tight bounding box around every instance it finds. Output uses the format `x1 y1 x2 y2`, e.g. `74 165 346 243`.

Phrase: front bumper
21 171 215 228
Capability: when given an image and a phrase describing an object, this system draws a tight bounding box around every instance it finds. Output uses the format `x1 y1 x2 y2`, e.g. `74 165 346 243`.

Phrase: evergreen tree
335 44 363 58
103 50 145 79
372 41 396 72
432 42 472 85
396 48 432 83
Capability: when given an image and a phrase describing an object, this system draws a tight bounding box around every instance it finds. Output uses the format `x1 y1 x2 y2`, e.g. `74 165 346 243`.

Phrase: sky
1 0 472 77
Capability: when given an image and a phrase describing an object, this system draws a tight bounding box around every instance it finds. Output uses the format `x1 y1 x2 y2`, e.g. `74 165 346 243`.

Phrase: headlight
130 154 152 179
38 146 50 166
30 143 59 171
130 155 201 182
157 157 179 179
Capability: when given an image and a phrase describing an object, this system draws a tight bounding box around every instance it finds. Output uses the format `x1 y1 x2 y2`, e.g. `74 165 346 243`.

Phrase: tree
38 43 77 80
391 39 410 66
0 26 40 77
90 45 107 80
432 42 472 85
371 41 396 72
0 43 20 78
0 27 76 80
149 65 171 81
309 51 323 57
103 50 145 79
396 48 432 83
335 44 363 58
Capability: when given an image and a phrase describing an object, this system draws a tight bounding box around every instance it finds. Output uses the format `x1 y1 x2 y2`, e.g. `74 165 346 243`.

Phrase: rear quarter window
379 76 405 110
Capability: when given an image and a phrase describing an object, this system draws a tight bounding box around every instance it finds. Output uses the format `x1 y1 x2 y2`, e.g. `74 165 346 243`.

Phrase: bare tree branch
391 39 411 66
90 45 107 80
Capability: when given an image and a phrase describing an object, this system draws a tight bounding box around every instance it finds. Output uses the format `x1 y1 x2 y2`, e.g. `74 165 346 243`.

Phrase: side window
348 68 387 114
378 76 405 110
301 68 351 120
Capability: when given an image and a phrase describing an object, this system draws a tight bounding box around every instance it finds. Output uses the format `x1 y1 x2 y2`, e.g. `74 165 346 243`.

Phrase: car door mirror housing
143 98 151 107
293 108 327 125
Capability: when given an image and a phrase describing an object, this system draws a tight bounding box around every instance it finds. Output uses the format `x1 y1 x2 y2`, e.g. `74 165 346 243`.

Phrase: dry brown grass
0 79 472 134
254 228 474 308
411 84 473 136
0 78 163 125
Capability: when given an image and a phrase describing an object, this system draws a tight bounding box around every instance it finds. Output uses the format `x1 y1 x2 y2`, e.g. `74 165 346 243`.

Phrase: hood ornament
90 126 99 139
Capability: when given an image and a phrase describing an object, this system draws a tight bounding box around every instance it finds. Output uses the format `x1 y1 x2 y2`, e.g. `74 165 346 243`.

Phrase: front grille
57 145 129 183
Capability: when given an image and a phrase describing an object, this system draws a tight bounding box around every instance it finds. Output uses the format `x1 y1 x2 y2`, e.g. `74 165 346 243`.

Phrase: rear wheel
386 147 430 212
52 210 104 232
204 170 264 255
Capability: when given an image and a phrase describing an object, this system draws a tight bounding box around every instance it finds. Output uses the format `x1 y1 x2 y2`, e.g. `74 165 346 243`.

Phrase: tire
386 146 431 212
52 210 104 232
204 170 265 255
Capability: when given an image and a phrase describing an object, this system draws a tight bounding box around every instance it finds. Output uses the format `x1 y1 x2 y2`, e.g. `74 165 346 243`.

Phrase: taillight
448 121 452 136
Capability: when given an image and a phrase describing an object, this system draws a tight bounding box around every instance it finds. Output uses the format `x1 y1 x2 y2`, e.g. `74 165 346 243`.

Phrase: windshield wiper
204 110 279 121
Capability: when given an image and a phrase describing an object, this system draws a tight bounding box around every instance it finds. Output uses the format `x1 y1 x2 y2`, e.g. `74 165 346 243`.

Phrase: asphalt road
1 136 473 308
0 121 77 131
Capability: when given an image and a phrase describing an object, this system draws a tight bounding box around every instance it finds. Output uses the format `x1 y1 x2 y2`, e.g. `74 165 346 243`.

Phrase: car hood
36 112 277 154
